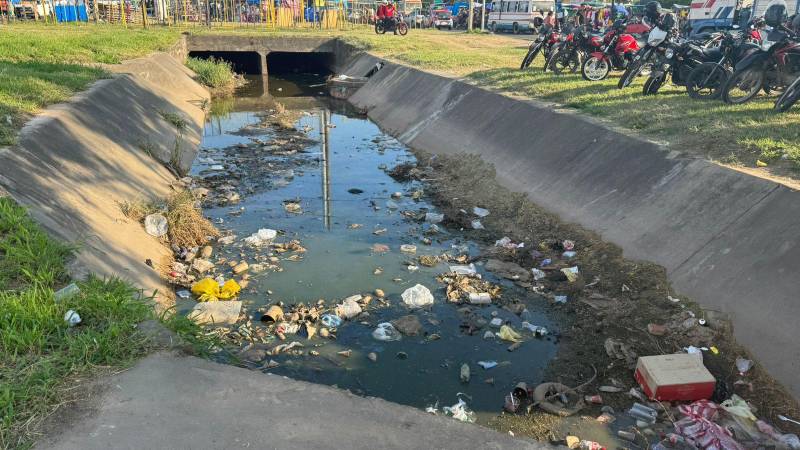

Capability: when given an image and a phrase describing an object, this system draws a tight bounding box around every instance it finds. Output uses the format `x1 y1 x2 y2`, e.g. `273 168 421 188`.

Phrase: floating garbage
531 268 546 281
470 220 484 230
460 363 470 383
449 264 476 275
478 361 498 369
498 325 522 343
554 295 568 304
473 207 490 217
176 290 191 299
64 310 81 327
144 213 168 237
468 292 491 305
400 244 417 254
336 296 362 319
386 200 399 209
321 314 343 328
495 237 524 249
244 228 277 246
442 392 475 422
561 266 580 282
372 322 402 341
424 212 444 224
735 357 753 375
563 251 577 258
490 317 503 328
521 322 548 336
191 277 241 302
401 284 434 308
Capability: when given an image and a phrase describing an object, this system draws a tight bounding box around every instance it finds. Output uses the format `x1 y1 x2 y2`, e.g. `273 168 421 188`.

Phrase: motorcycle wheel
520 43 542 70
686 63 730 100
722 67 764 105
581 56 609 81
643 74 665 95
551 50 580 75
397 22 409 35
617 49 649 89
774 76 800 112
375 23 386 34
544 46 560 72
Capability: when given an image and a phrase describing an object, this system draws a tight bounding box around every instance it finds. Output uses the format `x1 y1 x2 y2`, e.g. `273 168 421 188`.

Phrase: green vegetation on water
185 57 236 90
0 198 154 448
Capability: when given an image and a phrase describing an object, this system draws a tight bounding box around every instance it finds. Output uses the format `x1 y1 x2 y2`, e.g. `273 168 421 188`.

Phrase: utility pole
467 0 473 31
480 0 484 31
141 0 148 26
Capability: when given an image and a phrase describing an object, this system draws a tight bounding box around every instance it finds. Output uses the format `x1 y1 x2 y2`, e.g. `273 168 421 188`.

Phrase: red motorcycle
520 25 560 70
581 20 641 81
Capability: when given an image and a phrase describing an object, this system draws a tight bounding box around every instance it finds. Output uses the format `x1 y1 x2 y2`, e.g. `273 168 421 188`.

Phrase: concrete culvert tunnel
267 52 334 75
188 51 263 74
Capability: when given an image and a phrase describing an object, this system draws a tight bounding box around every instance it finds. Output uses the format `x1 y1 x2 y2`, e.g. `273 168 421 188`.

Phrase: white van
488 0 553 33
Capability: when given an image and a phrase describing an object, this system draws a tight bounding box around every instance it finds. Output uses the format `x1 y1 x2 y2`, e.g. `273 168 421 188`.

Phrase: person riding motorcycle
643 0 662 27
377 0 398 34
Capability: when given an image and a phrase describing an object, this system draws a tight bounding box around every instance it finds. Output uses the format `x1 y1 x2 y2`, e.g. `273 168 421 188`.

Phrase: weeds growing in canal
0 198 152 449
185 57 236 91
120 191 219 248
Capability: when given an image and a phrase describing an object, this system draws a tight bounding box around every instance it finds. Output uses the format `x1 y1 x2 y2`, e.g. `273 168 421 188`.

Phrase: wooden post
141 0 147 26
467 0 473 31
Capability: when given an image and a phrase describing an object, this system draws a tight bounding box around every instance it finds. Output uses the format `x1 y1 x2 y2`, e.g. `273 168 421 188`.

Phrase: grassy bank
185 57 236 92
0 197 155 449
0 24 180 145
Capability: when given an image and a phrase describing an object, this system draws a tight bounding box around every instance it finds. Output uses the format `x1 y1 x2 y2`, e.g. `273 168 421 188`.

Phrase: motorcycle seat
700 47 722 59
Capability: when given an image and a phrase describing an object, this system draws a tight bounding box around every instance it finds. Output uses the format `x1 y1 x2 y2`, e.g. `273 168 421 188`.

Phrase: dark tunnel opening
267 52 334 76
188 51 262 74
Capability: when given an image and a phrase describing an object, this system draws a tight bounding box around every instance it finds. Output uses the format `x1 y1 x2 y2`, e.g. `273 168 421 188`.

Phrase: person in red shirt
376 0 398 34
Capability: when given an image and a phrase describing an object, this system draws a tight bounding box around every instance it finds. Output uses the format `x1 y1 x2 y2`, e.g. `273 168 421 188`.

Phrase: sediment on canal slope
341 53 800 399
0 51 208 304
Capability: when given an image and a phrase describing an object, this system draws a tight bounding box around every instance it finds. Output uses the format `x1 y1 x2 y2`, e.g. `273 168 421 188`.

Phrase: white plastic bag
372 322 402 341
401 284 434 308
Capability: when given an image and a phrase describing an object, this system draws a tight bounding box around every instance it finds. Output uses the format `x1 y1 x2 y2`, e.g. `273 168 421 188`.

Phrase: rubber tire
581 56 610 81
520 43 542 70
513 22 519 34
774 76 800 112
643 74 665 95
551 50 580 75
375 23 386 34
617 49 649 89
491 21 496 32
686 63 729 100
722 68 764 105
397 22 409 35
544 45 560 72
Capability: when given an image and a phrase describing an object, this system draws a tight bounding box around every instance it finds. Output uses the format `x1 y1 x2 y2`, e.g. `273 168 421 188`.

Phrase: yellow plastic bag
721 395 757 421
498 325 522 343
219 279 241 300
190 278 241 302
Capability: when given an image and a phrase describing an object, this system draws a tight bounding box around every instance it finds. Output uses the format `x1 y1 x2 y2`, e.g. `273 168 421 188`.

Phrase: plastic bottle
578 440 605 450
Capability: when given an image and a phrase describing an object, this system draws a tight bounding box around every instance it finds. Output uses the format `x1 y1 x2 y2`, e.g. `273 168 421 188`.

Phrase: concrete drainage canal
179 61 560 426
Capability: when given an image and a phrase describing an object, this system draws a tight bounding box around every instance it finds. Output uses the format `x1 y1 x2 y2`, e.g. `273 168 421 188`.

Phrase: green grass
0 198 153 449
185 57 235 89
0 24 181 145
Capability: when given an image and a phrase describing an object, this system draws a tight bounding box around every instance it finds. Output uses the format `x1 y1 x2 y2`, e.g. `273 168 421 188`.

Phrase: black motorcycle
521 25 558 70
618 14 677 89
546 25 595 75
685 29 762 100
642 39 705 95
375 16 409 35
774 72 800 111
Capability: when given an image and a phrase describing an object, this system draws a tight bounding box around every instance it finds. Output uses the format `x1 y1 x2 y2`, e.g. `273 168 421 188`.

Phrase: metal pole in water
321 109 331 230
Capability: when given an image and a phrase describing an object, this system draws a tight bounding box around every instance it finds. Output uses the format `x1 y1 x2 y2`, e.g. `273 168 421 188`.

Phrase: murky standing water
189 75 558 422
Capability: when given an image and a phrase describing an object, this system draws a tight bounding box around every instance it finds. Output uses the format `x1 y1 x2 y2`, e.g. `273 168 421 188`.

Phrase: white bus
488 0 553 33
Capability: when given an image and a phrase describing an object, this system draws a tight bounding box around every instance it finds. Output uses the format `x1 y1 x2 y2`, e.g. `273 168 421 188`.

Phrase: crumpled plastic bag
498 325 522 343
721 395 757 421
443 397 476 423
191 277 241 302
675 400 745 450
372 322 402 341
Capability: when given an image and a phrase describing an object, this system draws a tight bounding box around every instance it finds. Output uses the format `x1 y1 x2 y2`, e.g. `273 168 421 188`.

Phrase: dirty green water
190 75 559 423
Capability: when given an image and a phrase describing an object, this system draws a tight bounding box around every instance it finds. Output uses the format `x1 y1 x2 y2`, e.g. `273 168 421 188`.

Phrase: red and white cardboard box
635 354 716 401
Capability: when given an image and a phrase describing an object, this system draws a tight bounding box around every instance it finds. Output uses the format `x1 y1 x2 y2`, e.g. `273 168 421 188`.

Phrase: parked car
433 9 453 29
404 7 430 28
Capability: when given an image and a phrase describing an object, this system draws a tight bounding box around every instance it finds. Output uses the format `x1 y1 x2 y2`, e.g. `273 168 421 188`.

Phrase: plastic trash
563 251 577 258
721 395 757 421
521 321 548 336
244 228 277 246
498 325 522 343
562 240 575 251
401 284 434 308
540 258 552 267
425 212 444 223
337 297 362 319
495 236 524 249
628 402 657 424
372 322 402 341
473 207 490 217
531 268 546 280
478 360 498 369
54 283 80 302
449 264 477 275
261 305 284 323
468 292 491 305
483 331 495 339
561 266 579 282
321 314 342 328
554 295 568 304
191 277 241 302
400 244 417 254
470 220 484 230
443 396 476 423
735 357 753 375
460 363 470 383
176 289 191 299
144 213 168 237
490 317 503 328
64 310 81 327
386 200 399 209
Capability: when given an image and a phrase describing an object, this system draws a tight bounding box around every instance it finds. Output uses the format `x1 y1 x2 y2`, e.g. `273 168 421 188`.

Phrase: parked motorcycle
685 28 763 100
521 25 559 70
642 39 705 95
581 20 641 81
375 16 409 35
721 8 800 104
774 72 800 111
547 25 596 75
617 13 677 88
